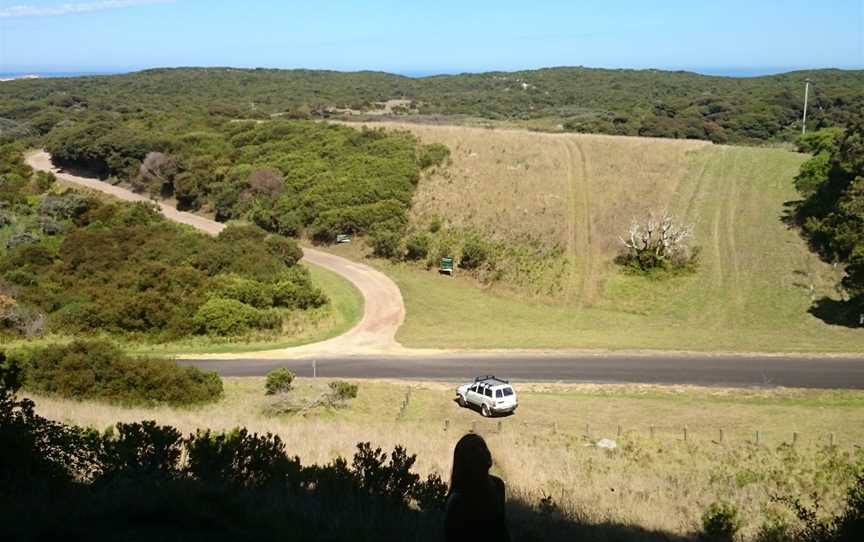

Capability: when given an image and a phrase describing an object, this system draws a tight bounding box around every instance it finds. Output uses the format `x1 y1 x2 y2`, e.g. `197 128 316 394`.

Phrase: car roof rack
474 375 509 385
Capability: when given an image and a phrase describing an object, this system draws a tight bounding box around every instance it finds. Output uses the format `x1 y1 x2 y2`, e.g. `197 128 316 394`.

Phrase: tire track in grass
723 149 744 323
562 137 594 307
559 139 580 303
680 150 712 223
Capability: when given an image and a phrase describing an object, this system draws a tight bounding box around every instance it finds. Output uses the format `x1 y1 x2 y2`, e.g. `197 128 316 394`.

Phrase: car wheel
481 404 491 417
458 395 466 407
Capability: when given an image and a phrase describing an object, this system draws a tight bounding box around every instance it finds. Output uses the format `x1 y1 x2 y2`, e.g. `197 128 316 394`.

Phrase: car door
472 384 487 407
467 384 481 406
483 386 493 407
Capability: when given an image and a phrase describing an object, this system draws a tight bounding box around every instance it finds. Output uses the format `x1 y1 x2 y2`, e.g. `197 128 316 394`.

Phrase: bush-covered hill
41 116 439 242
1 66 862 144
0 142 326 342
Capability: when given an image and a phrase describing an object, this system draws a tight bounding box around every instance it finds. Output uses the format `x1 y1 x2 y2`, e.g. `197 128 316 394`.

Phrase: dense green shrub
12 340 223 406
459 235 492 270
210 275 274 309
702 502 742 541
404 233 430 261
328 380 359 402
265 368 295 395
193 298 275 336
33 171 56 192
370 227 404 259
418 143 450 169
265 235 303 266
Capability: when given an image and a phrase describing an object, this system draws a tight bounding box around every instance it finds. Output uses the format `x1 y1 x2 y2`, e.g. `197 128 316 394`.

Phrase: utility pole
802 78 811 135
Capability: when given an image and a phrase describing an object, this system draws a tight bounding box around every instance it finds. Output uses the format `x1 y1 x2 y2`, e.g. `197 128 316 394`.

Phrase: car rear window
495 389 503 398
502 387 514 396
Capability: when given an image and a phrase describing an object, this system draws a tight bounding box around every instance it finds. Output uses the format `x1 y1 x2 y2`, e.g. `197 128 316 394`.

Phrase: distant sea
1 66 859 81
0 71 122 80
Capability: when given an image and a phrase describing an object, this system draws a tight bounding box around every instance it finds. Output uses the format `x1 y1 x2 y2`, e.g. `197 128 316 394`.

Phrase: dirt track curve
25 151 407 357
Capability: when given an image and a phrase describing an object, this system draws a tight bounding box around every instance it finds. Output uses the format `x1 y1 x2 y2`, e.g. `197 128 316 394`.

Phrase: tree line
792 110 864 323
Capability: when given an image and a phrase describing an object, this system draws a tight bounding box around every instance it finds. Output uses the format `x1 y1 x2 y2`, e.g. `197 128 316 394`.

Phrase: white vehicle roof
471 376 513 389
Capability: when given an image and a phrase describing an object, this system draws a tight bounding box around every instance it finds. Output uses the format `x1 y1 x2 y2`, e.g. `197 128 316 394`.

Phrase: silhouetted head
450 433 493 497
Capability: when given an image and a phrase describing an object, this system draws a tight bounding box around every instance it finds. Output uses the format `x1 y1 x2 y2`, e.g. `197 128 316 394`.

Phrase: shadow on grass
508 498 691 542
452 397 517 418
4 481 691 542
809 297 863 328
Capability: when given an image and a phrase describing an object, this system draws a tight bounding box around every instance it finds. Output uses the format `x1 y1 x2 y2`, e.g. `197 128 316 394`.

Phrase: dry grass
30 378 864 538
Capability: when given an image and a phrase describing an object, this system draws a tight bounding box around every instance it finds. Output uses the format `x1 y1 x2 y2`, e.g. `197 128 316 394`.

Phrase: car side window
495 389 503 398
470 385 477 393
484 388 492 398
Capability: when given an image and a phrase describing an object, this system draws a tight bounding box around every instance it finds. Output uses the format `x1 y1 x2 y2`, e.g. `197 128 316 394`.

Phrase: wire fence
435 418 856 450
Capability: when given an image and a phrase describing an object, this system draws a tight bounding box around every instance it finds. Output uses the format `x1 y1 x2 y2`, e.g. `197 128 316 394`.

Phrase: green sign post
439 256 454 276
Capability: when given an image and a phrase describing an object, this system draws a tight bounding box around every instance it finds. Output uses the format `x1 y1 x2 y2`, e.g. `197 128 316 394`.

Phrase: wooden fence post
830 433 836 447
444 419 449 432
649 425 655 439
756 431 762 446
719 428 725 445
497 421 503 434
683 426 688 442
617 424 622 438
585 423 590 438
792 432 799 447
552 422 558 435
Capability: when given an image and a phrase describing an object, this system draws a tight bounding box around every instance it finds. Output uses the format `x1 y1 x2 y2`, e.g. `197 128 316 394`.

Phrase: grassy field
328 123 863 352
30 378 864 539
0 262 364 355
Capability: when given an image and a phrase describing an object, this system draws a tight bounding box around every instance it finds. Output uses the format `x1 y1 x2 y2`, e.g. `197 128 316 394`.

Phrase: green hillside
1 66 862 144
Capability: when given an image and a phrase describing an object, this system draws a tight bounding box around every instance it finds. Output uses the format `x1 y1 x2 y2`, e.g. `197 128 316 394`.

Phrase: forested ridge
1 66 863 144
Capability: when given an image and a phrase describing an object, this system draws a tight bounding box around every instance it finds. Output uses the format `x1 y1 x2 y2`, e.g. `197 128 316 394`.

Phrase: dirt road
25 151 407 356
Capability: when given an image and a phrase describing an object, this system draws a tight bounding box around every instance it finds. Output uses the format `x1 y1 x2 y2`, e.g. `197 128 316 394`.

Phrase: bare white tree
248 168 285 198
133 152 178 194
620 213 695 268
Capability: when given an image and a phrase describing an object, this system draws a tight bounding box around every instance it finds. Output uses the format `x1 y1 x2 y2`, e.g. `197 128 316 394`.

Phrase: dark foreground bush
12 340 222 406
0 362 447 540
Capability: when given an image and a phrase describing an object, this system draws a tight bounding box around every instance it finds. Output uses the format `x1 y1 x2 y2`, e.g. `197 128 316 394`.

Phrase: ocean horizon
2 66 861 80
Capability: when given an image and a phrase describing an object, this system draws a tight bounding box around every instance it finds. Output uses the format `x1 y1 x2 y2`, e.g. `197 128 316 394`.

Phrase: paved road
26 151 406 354
183 354 864 389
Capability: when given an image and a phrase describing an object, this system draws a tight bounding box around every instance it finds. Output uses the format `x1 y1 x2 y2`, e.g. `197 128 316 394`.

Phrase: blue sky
1 0 862 75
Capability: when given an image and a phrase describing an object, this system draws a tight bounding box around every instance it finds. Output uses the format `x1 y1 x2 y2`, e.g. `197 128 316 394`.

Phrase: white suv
456 376 518 417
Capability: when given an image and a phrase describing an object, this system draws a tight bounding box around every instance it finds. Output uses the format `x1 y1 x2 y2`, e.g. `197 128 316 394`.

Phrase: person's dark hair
449 433 493 499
